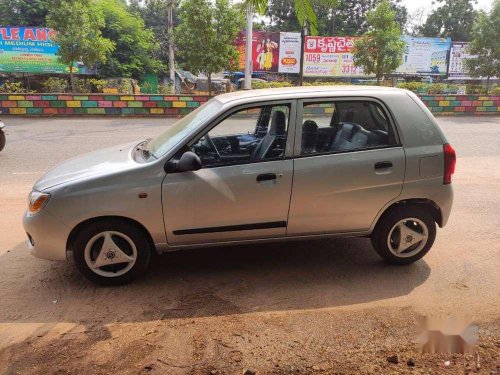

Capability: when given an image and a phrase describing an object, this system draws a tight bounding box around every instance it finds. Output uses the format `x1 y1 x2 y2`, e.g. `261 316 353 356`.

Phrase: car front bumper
22 208 71 261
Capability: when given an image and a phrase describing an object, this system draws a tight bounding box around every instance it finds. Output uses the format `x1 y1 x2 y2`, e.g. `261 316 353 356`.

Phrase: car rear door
287 98 405 235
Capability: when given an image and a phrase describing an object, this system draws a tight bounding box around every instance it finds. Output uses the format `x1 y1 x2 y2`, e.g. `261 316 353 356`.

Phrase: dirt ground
0 116 499 374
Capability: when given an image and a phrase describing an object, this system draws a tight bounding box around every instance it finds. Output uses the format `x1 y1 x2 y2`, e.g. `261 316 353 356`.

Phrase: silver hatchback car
23 87 455 285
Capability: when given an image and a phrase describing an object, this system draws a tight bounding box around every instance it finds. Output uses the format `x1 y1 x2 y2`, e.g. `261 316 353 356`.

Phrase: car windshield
148 99 222 158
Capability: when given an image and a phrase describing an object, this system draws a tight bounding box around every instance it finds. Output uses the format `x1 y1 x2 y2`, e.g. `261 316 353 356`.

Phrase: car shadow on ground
0 237 430 324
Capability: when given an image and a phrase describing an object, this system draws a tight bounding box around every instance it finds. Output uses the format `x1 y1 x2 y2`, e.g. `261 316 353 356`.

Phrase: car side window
191 104 290 167
301 100 397 155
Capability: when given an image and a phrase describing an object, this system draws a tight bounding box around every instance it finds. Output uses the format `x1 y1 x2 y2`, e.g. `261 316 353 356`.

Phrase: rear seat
329 122 370 152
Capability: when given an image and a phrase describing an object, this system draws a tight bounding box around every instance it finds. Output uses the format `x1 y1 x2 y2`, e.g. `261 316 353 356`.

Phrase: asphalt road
0 116 499 374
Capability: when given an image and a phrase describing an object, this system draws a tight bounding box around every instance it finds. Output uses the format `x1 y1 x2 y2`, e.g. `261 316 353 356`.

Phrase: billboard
396 36 451 76
235 31 301 73
0 26 91 74
303 36 370 77
278 32 301 74
253 32 280 72
448 42 474 79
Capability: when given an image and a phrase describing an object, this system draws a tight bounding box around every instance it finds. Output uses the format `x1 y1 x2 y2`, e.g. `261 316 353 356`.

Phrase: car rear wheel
0 131 5 152
371 206 436 265
73 220 151 285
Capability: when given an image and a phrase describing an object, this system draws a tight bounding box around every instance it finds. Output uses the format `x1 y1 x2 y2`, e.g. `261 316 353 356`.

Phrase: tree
265 0 407 36
0 0 50 26
46 0 115 92
97 0 162 79
404 7 427 36
175 0 242 94
353 0 406 84
420 0 477 41
464 1 500 92
128 0 181 77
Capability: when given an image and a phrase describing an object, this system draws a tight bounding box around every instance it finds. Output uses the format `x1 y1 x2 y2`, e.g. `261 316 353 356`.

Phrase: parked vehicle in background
0 120 6 152
23 86 455 285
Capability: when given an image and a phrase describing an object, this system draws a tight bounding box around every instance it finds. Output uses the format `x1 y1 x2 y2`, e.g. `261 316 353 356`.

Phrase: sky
401 0 494 16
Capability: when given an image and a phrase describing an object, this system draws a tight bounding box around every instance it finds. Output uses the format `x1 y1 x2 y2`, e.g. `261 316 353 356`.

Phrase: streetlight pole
244 3 253 90
298 23 308 86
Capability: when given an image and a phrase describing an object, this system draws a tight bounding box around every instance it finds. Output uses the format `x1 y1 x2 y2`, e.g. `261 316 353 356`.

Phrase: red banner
304 36 357 54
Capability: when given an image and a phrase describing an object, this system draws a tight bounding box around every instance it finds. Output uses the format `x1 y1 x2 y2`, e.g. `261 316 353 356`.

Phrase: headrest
270 111 286 135
303 120 318 133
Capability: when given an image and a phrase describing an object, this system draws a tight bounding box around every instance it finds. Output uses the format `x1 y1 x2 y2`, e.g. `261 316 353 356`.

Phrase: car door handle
257 173 277 182
374 161 393 169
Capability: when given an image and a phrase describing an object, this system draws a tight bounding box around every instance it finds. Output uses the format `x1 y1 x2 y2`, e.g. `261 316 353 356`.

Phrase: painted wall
0 94 498 116
0 94 208 116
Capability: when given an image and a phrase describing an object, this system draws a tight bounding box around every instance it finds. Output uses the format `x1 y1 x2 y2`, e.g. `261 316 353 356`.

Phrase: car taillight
443 143 456 185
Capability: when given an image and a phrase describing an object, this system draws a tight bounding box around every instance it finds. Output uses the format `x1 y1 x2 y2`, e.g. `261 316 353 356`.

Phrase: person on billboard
264 38 278 71
256 40 266 71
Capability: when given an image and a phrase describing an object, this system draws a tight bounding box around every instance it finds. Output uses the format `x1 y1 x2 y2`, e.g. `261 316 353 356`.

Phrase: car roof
215 85 406 104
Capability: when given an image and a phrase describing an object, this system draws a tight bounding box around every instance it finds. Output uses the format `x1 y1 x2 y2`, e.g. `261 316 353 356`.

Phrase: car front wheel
371 206 436 265
73 220 152 285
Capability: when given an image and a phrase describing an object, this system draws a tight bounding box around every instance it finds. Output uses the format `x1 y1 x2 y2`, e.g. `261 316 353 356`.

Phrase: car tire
73 219 152 286
371 205 436 265
0 131 5 152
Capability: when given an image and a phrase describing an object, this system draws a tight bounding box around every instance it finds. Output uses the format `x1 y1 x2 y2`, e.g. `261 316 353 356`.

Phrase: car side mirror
165 151 202 173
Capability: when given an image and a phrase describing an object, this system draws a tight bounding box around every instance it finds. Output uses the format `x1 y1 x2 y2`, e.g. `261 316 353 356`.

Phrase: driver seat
252 111 286 161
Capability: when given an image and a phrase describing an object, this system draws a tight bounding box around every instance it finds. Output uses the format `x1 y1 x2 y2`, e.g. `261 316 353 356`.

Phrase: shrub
303 81 352 86
42 77 68 93
466 84 488 95
491 86 500 95
397 81 428 93
74 78 92 93
426 83 448 94
158 83 173 94
117 79 133 94
0 81 34 93
89 79 106 93
252 81 293 89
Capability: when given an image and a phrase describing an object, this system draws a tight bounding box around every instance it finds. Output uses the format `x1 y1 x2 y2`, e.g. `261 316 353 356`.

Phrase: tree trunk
376 75 381 85
244 3 253 90
69 62 75 93
208 73 212 96
486 76 491 94
167 0 176 94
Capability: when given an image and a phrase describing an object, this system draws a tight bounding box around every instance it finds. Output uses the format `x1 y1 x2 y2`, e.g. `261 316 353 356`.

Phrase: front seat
252 110 286 160
302 120 318 154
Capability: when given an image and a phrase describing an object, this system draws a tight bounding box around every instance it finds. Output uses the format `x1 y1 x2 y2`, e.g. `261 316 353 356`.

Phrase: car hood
34 141 142 191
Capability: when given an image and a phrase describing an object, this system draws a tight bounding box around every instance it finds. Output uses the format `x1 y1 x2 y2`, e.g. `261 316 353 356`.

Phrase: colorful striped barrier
0 94 208 116
0 94 498 117
418 95 499 115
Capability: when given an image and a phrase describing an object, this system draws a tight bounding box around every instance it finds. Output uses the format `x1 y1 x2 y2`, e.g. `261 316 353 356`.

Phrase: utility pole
167 0 176 94
244 3 253 90
298 23 307 86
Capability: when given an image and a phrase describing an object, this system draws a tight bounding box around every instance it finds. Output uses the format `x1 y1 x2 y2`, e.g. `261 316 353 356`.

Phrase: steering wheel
204 133 221 160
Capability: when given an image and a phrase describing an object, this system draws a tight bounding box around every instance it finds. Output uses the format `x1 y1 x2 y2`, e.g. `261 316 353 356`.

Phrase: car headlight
28 191 50 215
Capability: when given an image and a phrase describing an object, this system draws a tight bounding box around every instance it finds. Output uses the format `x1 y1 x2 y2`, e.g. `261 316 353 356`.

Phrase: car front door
162 101 296 246
287 98 406 235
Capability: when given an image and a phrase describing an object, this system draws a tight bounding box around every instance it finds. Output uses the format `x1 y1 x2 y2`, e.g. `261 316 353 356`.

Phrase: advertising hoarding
448 42 474 79
396 36 451 76
278 32 301 74
302 36 369 77
0 26 91 74
236 31 301 73
253 32 280 72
